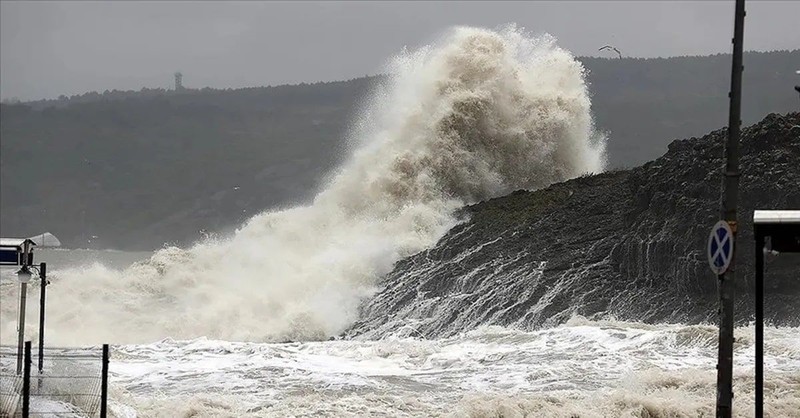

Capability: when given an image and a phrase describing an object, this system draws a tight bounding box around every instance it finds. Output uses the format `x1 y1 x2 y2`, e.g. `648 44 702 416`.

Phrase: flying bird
599 45 622 59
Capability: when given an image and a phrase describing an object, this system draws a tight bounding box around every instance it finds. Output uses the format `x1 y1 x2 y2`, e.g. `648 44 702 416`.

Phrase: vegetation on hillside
1 51 797 249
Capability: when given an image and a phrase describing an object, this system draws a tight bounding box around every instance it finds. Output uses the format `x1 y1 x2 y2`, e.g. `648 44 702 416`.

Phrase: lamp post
16 264 32 375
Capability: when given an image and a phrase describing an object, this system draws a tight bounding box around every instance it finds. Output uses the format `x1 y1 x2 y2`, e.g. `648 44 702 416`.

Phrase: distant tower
174 72 184 91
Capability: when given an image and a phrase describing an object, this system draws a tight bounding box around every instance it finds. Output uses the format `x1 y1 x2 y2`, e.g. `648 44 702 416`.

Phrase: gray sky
2 1 798 101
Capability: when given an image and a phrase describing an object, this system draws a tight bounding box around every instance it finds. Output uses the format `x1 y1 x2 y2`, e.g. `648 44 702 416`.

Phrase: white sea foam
1 26 604 345
106 319 800 417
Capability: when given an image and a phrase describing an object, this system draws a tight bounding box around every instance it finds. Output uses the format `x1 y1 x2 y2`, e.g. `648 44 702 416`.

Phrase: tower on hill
174 72 184 91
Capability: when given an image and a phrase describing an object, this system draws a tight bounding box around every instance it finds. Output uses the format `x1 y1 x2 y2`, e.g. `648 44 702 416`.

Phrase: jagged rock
346 112 800 339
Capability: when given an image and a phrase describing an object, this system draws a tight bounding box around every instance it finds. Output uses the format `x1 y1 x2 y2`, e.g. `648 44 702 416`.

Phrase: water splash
1 26 605 345
108 320 800 417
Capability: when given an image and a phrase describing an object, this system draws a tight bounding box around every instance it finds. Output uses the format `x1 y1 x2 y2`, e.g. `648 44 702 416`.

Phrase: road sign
708 220 734 275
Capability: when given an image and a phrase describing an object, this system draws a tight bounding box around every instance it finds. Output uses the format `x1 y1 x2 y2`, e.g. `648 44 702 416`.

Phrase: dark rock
346 112 800 339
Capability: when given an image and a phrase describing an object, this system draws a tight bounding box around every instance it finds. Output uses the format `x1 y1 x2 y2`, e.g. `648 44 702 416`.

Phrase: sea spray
1 26 605 344
109 320 800 417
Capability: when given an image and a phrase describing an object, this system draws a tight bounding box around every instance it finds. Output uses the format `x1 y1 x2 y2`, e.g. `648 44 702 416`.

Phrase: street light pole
16 241 33 375
715 0 745 417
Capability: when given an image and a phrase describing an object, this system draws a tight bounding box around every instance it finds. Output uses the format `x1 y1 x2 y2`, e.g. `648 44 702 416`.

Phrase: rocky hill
346 113 800 339
2 51 798 250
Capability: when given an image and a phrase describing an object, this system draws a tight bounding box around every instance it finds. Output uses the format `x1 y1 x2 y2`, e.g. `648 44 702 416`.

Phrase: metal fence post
16 282 28 375
38 262 47 374
754 232 765 417
100 344 109 418
23 341 31 418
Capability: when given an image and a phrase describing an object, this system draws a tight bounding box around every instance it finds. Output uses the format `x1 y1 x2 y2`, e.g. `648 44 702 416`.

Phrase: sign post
715 0 745 416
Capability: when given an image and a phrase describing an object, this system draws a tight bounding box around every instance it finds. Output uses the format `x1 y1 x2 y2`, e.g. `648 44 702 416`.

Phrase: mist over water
1 26 605 345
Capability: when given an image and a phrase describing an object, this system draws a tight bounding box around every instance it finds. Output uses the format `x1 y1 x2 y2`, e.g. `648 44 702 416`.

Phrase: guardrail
0 342 108 418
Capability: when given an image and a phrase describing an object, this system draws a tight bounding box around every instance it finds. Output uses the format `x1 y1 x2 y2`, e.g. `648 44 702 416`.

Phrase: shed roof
753 210 800 225
0 238 37 249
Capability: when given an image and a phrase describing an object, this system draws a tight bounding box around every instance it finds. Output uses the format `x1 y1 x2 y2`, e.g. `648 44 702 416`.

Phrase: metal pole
754 232 765 417
100 344 109 418
23 341 31 418
17 241 32 375
16 282 27 375
38 262 47 374
716 1 745 417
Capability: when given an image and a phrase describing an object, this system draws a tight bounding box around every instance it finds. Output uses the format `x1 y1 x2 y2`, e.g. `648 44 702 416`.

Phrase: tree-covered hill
1 51 797 250
583 51 799 164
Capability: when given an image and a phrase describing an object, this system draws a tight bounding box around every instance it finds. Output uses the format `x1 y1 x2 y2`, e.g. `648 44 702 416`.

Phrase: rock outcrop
347 113 800 339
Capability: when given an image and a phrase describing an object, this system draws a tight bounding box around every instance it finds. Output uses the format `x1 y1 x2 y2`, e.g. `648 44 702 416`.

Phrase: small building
752 209 800 416
0 238 36 266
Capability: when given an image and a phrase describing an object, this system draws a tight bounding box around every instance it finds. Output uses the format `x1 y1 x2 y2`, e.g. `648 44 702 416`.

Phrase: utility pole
716 0 745 417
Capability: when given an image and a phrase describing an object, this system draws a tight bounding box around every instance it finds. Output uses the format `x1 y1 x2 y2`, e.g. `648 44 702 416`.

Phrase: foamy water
105 319 799 417
4 25 790 418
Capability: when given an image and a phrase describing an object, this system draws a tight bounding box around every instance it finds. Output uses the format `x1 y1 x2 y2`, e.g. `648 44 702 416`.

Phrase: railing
0 342 109 418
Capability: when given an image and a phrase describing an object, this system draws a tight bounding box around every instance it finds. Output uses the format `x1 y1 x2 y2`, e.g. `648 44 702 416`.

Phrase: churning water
108 319 799 417
1 26 797 417
2 26 604 345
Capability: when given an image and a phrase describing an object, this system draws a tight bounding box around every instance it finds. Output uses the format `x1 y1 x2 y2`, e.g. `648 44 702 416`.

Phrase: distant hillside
583 51 799 165
1 51 798 250
1 78 377 249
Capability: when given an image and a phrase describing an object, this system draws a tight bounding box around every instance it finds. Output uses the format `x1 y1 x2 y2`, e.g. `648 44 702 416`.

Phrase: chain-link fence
0 343 108 417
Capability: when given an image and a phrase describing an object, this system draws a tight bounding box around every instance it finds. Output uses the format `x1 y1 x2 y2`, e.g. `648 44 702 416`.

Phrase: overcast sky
2 1 798 101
